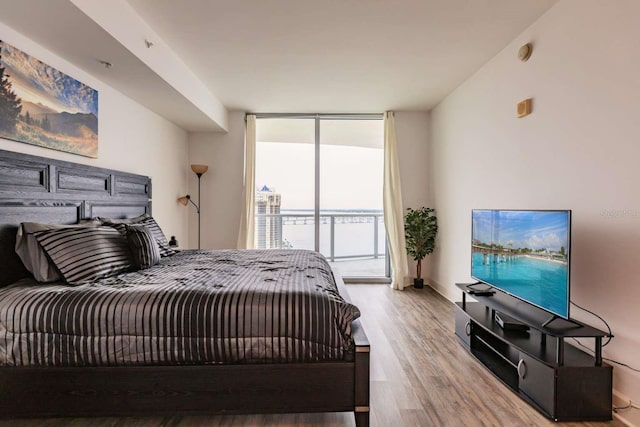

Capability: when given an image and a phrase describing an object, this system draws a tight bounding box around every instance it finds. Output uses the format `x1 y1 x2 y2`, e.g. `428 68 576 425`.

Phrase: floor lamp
178 164 208 249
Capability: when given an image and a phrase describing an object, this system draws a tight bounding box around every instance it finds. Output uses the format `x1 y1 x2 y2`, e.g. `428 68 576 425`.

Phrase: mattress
0 249 360 367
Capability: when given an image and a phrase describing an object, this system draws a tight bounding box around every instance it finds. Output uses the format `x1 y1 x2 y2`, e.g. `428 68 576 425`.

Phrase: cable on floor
613 399 640 413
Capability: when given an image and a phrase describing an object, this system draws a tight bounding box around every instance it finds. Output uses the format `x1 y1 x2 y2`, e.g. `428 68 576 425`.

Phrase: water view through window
255 116 387 278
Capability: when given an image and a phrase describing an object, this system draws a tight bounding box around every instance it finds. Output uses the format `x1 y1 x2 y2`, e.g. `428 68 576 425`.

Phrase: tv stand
454 283 612 421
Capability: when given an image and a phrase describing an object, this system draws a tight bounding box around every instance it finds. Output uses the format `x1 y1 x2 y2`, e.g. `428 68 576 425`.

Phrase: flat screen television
471 209 571 319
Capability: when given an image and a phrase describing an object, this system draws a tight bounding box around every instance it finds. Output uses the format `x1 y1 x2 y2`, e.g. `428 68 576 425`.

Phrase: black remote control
468 290 495 296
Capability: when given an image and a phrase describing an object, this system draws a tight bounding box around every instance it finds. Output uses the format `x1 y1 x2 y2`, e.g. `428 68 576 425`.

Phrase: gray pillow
126 224 161 269
96 213 147 225
15 220 100 283
101 214 175 257
34 226 133 286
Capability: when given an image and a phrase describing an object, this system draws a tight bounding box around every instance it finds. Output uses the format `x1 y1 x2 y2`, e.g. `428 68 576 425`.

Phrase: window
255 114 388 280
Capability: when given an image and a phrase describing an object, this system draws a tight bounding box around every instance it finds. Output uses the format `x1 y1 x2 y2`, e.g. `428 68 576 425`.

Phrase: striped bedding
0 249 360 367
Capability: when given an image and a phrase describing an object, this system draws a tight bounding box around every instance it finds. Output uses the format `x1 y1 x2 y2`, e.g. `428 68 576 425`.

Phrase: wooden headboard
0 149 151 286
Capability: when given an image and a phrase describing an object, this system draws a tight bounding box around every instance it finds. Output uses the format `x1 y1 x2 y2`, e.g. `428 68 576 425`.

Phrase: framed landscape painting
0 40 98 158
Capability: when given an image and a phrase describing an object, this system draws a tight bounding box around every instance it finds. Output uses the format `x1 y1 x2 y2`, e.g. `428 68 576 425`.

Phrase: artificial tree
404 207 438 288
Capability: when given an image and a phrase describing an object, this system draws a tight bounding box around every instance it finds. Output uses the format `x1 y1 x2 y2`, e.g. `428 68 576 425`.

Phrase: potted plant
404 207 438 289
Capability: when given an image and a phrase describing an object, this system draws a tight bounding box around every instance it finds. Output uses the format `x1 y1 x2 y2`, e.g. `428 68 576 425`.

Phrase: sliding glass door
319 119 386 277
255 118 315 250
255 115 388 279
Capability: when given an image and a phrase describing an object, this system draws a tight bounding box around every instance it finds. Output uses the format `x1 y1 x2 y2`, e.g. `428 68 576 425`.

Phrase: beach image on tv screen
471 210 570 318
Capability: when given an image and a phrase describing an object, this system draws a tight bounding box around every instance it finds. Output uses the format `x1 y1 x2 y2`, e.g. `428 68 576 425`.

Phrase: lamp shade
191 164 208 175
177 196 190 206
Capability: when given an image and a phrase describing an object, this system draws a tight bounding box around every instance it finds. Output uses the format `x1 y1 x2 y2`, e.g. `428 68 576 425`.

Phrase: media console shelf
454 283 612 421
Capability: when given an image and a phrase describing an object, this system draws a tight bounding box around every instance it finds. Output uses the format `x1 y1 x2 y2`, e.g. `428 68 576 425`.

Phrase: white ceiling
0 0 558 131
126 0 557 113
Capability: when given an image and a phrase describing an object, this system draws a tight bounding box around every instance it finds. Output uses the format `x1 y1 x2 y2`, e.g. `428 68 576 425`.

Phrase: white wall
0 22 189 242
396 112 430 211
429 0 640 413
395 112 431 278
187 112 431 257
187 112 246 249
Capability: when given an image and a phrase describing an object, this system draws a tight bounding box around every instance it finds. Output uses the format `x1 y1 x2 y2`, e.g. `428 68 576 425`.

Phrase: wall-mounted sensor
518 43 533 62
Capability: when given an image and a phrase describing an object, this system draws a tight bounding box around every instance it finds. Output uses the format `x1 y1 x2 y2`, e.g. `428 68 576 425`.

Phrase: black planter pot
413 278 424 289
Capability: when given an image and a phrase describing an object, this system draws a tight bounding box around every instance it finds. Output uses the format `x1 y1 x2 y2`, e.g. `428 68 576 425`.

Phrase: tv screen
471 209 571 319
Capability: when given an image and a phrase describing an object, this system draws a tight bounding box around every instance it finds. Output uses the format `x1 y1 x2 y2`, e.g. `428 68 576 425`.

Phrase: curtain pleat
237 114 256 249
383 112 410 290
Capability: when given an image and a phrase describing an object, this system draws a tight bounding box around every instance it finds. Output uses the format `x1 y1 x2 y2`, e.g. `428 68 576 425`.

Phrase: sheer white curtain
383 112 410 290
236 114 256 249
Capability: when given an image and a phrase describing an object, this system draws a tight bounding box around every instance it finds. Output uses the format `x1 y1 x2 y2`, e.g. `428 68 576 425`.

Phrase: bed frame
0 148 370 425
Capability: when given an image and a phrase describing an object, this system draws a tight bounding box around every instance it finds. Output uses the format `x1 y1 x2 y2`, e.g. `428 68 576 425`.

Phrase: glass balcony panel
255 118 315 250
319 119 386 278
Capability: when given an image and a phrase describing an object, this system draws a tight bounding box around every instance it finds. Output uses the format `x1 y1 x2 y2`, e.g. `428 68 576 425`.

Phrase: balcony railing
255 212 388 276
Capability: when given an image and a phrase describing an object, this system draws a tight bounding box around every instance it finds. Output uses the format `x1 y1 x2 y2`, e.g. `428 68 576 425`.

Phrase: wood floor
0 285 623 427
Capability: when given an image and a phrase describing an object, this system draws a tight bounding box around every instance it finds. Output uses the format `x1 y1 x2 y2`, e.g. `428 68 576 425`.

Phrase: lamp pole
196 172 203 249
179 165 208 250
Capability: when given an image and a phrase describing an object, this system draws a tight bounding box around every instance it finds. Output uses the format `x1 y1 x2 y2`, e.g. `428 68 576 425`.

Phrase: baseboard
613 389 640 427
425 277 456 303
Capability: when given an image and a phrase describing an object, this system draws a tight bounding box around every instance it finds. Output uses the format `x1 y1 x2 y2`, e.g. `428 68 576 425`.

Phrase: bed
0 148 370 425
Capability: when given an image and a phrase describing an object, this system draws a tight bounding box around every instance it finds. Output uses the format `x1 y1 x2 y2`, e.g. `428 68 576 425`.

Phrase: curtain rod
247 113 384 120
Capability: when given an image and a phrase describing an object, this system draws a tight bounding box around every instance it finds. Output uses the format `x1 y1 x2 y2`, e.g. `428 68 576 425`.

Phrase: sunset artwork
0 40 98 158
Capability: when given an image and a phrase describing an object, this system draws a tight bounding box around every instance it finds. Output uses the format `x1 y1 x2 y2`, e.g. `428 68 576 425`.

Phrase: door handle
517 359 527 379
